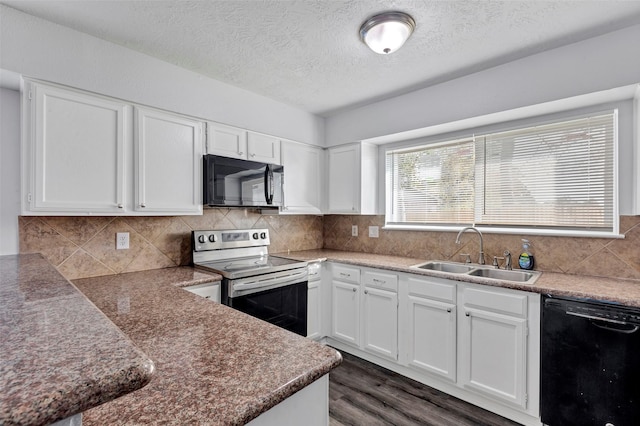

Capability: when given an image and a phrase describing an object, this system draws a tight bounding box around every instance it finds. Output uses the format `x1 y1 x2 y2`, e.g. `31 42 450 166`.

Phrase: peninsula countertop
274 249 640 308
73 268 342 425
0 254 154 426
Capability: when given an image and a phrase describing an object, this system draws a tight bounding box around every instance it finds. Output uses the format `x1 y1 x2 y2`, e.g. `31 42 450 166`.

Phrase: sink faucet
455 226 485 265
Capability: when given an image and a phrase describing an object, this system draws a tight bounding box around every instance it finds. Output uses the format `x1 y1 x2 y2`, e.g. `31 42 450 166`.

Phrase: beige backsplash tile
19 208 324 280
19 211 640 281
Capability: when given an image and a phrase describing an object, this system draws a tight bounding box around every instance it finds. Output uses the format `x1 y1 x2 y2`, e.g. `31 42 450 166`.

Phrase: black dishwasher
541 294 640 426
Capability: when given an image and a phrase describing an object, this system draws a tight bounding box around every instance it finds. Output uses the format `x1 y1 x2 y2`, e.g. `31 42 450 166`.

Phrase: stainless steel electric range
192 228 309 336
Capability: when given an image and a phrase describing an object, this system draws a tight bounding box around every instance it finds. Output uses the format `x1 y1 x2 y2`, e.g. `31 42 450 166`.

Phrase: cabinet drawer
406 276 456 303
463 286 527 318
363 270 398 292
332 264 360 284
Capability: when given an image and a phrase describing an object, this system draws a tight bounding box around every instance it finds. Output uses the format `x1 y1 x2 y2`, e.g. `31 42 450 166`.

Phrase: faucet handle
493 256 505 269
459 253 472 264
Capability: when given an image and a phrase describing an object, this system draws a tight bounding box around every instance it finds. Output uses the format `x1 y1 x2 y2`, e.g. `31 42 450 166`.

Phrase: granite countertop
275 249 640 308
73 268 342 425
0 254 155 426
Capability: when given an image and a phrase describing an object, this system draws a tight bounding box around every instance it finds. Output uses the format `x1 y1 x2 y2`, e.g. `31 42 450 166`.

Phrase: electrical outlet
351 225 358 237
369 226 379 238
116 232 129 250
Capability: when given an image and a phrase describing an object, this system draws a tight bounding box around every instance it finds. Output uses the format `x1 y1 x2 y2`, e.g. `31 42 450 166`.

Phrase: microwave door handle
264 165 274 204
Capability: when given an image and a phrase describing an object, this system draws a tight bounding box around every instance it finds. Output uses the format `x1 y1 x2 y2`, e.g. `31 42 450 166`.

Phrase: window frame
383 110 620 238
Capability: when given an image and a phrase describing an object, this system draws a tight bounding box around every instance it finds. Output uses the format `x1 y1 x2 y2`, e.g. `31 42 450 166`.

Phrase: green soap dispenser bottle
518 239 534 270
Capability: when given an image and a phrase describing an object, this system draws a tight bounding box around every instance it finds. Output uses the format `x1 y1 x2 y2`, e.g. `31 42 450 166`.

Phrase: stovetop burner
191 229 307 280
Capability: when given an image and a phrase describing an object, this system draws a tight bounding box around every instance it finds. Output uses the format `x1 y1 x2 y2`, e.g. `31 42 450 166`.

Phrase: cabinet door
135 107 203 214
328 144 359 213
281 141 322 214
331 280 360 346
459 308 527 409
404 295 457 382
247 132 281 165
307 280 321 340
206 122 247 160
362 286 398 360
29 83 127 213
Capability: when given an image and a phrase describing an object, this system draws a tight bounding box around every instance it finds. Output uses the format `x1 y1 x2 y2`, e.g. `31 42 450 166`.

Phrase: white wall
0 5 324 146
326 24 640 146
0 88 20 255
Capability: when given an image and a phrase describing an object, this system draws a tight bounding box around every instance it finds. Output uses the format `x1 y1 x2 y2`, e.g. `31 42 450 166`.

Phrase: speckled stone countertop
0 254 155 426
73 268 342 425
274 249 640 308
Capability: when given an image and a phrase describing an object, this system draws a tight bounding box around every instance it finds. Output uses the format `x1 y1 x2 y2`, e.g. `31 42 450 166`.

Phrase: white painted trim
382 224 625 239
634 85 640 214
363 84 639 145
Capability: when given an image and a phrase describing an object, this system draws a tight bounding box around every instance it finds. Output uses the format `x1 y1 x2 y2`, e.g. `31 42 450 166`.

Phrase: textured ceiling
4 0 640 116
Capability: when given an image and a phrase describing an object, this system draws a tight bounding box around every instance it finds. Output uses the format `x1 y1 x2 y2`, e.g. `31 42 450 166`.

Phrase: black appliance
192 228 308 336
203 154 283 208
541 294 640 426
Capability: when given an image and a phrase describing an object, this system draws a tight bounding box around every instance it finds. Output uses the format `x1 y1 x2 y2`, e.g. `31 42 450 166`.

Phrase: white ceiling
4 0 640 116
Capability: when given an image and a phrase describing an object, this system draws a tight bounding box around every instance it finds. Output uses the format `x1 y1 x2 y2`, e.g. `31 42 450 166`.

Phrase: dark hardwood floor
329 352 521 426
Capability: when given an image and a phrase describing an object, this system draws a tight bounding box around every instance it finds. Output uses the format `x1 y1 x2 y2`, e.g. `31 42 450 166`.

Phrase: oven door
224 269 308 336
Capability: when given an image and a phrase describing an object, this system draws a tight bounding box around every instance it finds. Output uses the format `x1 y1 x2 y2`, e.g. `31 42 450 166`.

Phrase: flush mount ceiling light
359 11 416 55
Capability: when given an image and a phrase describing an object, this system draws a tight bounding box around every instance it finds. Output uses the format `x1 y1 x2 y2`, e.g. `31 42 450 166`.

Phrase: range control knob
260 232 267 239
208 234 216 243
197 235 206 244
252 232 259 240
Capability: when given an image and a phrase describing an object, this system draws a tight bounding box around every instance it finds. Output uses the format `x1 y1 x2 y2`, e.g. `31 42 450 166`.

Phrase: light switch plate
116 232 130 250
351 225 358 237
369 226 379 238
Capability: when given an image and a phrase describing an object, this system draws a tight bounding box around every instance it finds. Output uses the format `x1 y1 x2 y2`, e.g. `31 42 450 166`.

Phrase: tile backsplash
19 209 323 280
19 211 640 281
323 215 640 281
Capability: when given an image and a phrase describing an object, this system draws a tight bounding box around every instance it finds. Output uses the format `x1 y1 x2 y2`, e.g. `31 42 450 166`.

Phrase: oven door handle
233 270 308 292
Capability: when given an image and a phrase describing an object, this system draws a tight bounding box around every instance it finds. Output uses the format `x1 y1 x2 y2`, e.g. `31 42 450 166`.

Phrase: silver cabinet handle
352 288 357 292
465 312 470 317
140 203 146 208
447 308 452 313
117 203 123 209
339 272 350 278
250 153 256 157
238 151 244 156
372 278 385 283
364 290 368 294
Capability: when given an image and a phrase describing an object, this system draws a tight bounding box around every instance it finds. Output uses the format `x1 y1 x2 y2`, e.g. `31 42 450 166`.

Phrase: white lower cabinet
331 278 360 346
326 263 541 426
459 284 528 409
330 264 398 360
307 263 322 340
400 275 457 382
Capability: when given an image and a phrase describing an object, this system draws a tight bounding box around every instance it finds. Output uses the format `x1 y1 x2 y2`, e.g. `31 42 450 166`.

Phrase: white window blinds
386 138 475 225
385 111 616 233
475 113 616 230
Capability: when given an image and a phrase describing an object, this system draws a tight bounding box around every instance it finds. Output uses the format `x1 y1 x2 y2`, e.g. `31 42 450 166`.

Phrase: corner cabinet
281 141 323 215
134 107 203 214
327 143 378 214
21 80 204 216
23 81 128 213
206 122 281 165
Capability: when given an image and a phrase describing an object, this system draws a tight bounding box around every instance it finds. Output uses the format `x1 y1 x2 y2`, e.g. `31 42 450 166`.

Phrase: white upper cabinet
247 132 281 165
23 82 128 214
281 141 323 215
134 107 203 214
206 122 247 160
22 80 204 216
207 122 282 165
327 143 377 214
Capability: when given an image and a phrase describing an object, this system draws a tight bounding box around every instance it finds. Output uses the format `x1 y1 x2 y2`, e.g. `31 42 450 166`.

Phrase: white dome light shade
360 12 416 55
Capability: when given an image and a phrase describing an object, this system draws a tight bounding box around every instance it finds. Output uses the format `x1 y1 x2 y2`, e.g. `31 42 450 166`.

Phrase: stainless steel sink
411 260 540 284
412 261 475 274
467 268 538 283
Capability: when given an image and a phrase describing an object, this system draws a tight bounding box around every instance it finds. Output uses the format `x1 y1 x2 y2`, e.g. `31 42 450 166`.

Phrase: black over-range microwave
203 155 284 208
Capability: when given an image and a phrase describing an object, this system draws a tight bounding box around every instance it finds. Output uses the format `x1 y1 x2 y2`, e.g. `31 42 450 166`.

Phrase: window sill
382 224 624 239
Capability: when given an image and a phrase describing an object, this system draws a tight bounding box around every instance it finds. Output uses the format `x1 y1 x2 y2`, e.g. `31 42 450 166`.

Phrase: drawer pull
465 312 470 317
340 272 351 278
372 278 385 283
352 288 357 293
447 308 452 313
364 290 368 294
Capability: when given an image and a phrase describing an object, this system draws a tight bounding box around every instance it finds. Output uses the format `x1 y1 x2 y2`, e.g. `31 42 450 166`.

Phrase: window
385 111 617 235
